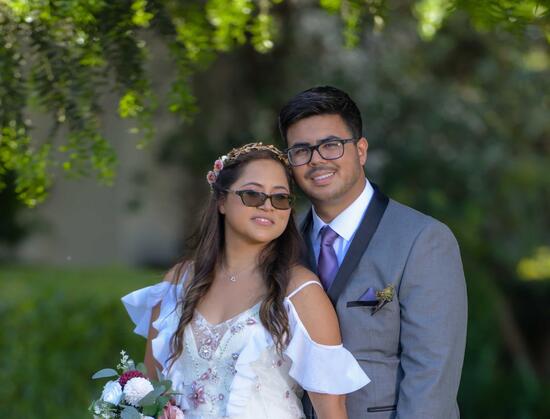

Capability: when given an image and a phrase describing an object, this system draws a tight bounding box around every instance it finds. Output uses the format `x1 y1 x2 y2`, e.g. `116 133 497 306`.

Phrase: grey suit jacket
300 189 467 419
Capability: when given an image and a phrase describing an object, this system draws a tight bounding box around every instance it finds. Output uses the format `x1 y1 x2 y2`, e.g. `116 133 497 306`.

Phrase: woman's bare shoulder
287 264 320 295
163 260 192 284
286 265 341 345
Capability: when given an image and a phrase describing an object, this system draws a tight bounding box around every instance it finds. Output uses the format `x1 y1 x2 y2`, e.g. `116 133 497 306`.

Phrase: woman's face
219 158 292 246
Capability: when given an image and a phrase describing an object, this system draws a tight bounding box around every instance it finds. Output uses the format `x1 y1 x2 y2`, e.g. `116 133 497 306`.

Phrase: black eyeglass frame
225 189 293 210
284 138 360 167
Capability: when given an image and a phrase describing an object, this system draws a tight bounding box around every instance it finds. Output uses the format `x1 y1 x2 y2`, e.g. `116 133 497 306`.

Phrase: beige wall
15 36 187 267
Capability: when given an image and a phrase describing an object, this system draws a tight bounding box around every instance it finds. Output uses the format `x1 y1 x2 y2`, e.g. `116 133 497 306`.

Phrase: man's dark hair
278 85 363 144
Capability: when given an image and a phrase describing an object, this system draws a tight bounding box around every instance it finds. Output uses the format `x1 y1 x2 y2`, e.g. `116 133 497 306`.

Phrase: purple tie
317 226 340 290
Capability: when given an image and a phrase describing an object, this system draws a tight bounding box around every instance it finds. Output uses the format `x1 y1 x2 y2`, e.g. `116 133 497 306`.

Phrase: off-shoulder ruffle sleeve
284 298 371 394
226 325 274 416
226 295 370 417
121 280 183 370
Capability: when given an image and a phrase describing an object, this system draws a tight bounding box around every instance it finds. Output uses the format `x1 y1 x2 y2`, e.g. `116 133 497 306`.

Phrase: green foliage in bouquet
89 350 177 419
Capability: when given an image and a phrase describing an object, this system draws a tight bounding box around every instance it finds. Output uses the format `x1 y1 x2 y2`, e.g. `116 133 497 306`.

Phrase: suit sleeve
396 221 467 419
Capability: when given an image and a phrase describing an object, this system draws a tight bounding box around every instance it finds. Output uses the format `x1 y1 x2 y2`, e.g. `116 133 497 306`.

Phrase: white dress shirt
310 179 374 266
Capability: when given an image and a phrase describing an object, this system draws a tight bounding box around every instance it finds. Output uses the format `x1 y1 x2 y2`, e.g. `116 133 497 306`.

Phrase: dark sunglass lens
241 191 265 207
271 194 291 209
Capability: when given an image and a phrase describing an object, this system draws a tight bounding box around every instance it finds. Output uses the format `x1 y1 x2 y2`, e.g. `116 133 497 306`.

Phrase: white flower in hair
123 376 154 406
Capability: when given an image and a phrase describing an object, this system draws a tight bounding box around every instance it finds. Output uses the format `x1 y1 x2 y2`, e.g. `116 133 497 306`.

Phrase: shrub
0 266 161 418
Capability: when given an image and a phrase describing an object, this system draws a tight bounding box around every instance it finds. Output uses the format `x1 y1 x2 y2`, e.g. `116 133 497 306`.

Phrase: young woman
122 143 369 419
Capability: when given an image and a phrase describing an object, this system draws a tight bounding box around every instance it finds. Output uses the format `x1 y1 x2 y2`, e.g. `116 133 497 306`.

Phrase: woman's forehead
235 159 289 188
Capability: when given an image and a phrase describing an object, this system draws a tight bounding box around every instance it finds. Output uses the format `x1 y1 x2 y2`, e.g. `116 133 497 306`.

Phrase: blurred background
1 1 549 418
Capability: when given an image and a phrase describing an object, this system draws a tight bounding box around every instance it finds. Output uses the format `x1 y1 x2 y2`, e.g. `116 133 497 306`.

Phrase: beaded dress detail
122 278 370 419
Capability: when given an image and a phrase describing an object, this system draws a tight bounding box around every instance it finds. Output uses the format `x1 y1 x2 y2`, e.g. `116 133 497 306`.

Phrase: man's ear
357 137 368 165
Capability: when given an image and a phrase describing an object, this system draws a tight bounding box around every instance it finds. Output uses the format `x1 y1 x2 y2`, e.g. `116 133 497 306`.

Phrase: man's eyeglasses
285 138 359 167
226 189 293 210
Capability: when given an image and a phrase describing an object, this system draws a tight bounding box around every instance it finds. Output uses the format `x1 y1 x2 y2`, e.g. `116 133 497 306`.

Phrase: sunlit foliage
0 0 548 205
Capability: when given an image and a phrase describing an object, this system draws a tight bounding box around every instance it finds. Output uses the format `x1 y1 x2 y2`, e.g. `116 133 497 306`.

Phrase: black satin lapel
301 392 316 419
327 187 390 305
299 209 317 273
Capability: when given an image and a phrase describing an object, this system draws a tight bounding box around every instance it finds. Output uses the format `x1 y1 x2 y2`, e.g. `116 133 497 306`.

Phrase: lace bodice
190 306 258 362
174 303 264 417
122 280 370 419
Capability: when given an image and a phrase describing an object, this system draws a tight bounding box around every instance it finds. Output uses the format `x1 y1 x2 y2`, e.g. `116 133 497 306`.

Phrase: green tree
0 0 549 206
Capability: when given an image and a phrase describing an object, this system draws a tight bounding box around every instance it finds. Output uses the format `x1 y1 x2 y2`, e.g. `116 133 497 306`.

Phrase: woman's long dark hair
167 147 303 366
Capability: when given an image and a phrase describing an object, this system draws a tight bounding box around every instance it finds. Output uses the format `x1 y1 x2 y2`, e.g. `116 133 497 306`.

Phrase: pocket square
346 284 395 315
346 287 378 307
359 287 378 302
346 300 378 307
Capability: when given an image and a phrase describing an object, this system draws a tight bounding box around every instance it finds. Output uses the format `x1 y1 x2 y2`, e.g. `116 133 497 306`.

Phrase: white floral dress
122 275 370 419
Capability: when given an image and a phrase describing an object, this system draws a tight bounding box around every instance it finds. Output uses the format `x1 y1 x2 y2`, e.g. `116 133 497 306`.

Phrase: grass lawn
0 264 164 303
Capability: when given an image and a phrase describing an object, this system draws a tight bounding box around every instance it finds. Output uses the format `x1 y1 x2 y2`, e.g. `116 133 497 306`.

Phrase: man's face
286 114 368 207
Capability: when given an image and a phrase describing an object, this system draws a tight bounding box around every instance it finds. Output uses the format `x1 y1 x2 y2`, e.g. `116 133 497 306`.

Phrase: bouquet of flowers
89 350 184 419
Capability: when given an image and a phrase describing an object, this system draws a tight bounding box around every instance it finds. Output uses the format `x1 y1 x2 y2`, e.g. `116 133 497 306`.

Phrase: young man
278 86 467 419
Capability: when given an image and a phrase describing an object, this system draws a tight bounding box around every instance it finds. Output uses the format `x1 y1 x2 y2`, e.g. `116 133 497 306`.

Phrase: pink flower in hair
213 159 224 172
206 170 217 185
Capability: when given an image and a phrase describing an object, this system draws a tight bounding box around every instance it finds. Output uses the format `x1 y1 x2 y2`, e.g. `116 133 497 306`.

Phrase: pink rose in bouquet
159 402 185 419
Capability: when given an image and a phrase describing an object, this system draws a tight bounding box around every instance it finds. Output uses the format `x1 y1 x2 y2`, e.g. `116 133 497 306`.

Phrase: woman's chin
245 230 284 245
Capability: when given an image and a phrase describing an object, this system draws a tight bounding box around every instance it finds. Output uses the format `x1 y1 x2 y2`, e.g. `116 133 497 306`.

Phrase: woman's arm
307 392 346 419
288 267 348 419
145 262 187 380
144 302 162 380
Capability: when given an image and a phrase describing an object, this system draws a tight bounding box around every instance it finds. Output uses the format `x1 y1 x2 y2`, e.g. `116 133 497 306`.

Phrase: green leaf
139 385 166 406
92 368 118 379
157 395 170 409
157 379 172 390
121 406 142 419
136 362 147 375
141 403 160 416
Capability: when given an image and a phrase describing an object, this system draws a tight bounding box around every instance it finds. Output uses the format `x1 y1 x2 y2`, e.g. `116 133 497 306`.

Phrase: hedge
0 265 162 418
1 265 548 418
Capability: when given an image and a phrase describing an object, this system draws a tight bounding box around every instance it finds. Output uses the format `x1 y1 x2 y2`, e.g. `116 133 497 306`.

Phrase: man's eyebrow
290 136 343 147
289 141 311 147
317 135 342 143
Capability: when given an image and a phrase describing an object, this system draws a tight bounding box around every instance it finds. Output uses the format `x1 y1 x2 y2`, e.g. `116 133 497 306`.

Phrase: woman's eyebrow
238 182 289 192
239 182 264 188
272 185 290 192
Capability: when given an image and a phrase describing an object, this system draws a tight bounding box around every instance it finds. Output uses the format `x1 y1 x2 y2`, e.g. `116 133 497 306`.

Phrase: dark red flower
118 370 145 389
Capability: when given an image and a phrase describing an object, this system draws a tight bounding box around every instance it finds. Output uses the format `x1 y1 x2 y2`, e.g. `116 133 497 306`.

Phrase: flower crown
206 142 288 188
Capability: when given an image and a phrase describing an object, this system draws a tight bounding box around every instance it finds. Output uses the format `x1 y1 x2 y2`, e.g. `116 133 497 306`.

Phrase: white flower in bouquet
100 380 123 405
123 376 154 406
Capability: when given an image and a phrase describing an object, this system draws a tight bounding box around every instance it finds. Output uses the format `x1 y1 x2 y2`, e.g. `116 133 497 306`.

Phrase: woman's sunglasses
225 189 292 210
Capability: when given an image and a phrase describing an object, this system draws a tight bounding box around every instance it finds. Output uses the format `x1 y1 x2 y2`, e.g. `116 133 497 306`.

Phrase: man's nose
309 147 327 165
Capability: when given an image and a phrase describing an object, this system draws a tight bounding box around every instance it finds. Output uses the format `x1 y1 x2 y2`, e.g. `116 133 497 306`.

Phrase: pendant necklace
221 263 253 283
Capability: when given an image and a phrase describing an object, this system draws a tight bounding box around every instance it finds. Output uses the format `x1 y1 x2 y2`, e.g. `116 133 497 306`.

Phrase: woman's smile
251 216 275 226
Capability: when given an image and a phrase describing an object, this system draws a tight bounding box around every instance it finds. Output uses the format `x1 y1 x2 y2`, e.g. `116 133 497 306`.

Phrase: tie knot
320 225 339 246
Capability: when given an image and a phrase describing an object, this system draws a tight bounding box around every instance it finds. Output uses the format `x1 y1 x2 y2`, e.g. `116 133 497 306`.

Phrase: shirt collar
311 179 374 242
